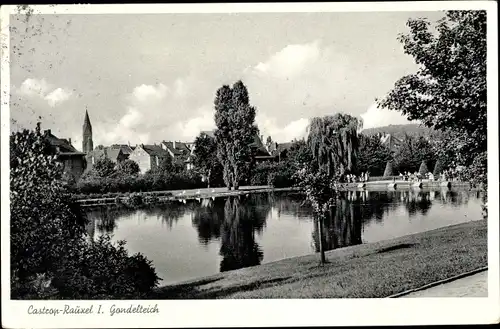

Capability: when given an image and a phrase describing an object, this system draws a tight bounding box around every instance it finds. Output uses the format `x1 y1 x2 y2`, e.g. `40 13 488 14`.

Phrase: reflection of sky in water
86 190 484 285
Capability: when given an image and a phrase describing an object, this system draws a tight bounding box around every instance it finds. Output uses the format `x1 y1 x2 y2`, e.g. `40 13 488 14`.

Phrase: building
85 144 132 170
267 142 293 162
43 129 86 181
252 134 274 163
200 130 273 163
128 144 171 174
160 141 191 161
82 111 134 170
82 109 93 154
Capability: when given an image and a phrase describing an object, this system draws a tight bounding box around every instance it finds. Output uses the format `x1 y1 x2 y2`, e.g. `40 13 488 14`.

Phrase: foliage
10 125 86 284
418 161 429 175
193 132 223 187
214 81 259 190
433 159 444 176
393 134 435 173
92 157 116 178
116 159 140 176
250 161 296 188
307 113 361 179
357 134 392 176
51 236 160 299
287 139 314 169
10 125 160 299
379 10 487 217
378 11 486 162
383 161 394 177
76 170 205 194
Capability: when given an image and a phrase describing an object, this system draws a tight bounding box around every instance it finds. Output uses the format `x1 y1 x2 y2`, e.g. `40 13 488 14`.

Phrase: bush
418 161 429 175
75 169 205 194
51 236 160 299
433 159 444 176
10 126 160 299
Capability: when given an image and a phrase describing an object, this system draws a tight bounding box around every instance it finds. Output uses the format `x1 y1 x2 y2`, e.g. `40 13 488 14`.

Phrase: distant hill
361 124 435 139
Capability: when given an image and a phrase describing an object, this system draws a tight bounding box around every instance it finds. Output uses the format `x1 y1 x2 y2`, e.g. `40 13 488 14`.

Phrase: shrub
433 159 444 176
10 126 160 299
51 236 160 299
383 161 394 177
418 161 429 175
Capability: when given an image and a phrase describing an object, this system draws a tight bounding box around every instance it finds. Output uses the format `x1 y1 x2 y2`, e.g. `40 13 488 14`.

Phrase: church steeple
82 108 93 154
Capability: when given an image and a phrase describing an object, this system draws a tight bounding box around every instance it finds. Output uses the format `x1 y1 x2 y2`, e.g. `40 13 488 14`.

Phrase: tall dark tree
214 81 258 190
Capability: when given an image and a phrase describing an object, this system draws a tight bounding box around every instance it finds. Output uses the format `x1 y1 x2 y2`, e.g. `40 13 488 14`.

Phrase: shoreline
75 180 478 206
148 219 487 299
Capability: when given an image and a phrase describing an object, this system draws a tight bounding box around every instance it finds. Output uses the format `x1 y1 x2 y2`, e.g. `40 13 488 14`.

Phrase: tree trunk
318 214 326 265
207 169 211 188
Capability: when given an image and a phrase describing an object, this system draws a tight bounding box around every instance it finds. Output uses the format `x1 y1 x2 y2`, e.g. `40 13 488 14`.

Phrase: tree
378 10 486 169
93 157 116 177
193 132 222 188
10 124 86 287
214 81 258 190
383 161 394 177
433 159 444 176
418 160 429 175
357 134 392 176
116 159 140 176
307 113 361 179
295 113 360 264
393 134 434 173
10 125 160 299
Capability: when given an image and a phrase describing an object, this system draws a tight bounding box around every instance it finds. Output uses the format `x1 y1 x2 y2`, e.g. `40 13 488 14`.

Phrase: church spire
82 108 93 153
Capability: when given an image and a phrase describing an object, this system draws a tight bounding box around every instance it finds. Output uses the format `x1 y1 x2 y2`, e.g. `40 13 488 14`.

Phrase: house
161 141 191 160
199 130 273 163
160 140 194 170
267 142 293 162
128 144 171 174
43 129 86 181
85 144 132 171
252 134 274 163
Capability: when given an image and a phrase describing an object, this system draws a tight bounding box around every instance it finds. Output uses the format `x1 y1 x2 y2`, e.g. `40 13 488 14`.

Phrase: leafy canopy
378 11 486 164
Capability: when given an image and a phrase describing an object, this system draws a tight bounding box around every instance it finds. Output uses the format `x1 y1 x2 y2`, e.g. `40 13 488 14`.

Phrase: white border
1 2 499 328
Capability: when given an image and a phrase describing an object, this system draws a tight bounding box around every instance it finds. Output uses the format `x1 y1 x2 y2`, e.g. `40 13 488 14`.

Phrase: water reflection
312 197 363 252
219 196 269 272
85 189 483 284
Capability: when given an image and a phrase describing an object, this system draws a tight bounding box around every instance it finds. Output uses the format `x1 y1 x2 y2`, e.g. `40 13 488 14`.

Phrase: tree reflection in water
218 195 270 272
312 195 363 252
191 197 226 245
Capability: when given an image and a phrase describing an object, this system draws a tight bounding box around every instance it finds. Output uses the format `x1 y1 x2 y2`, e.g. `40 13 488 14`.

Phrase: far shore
75 180 478 206
148 219 487 299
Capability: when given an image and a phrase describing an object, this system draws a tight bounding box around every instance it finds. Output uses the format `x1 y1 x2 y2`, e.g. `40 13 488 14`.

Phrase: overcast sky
9 11 444 150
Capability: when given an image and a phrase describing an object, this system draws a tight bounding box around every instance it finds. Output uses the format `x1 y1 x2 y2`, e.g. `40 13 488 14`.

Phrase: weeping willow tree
307 114 361 179
296 113 361 264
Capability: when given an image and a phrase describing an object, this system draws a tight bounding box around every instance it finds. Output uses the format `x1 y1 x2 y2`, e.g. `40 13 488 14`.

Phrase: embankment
149 219 487 299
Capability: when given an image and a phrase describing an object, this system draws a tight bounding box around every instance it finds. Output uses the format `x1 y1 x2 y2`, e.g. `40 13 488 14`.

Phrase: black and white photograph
1 2 499 328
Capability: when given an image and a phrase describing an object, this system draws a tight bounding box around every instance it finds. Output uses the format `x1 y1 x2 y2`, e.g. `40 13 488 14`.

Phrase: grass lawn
149 219 487 299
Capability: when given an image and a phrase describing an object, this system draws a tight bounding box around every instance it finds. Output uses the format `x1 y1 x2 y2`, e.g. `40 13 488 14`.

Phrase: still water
85 189 484 285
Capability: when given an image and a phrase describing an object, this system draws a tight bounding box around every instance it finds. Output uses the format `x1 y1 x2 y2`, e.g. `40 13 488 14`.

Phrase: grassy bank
149 220 487 299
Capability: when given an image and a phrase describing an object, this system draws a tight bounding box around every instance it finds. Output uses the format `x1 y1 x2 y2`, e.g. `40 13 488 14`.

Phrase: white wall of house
129 146 152 174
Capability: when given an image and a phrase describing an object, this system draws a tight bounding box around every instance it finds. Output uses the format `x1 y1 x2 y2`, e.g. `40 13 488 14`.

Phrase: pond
85 189 484 285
